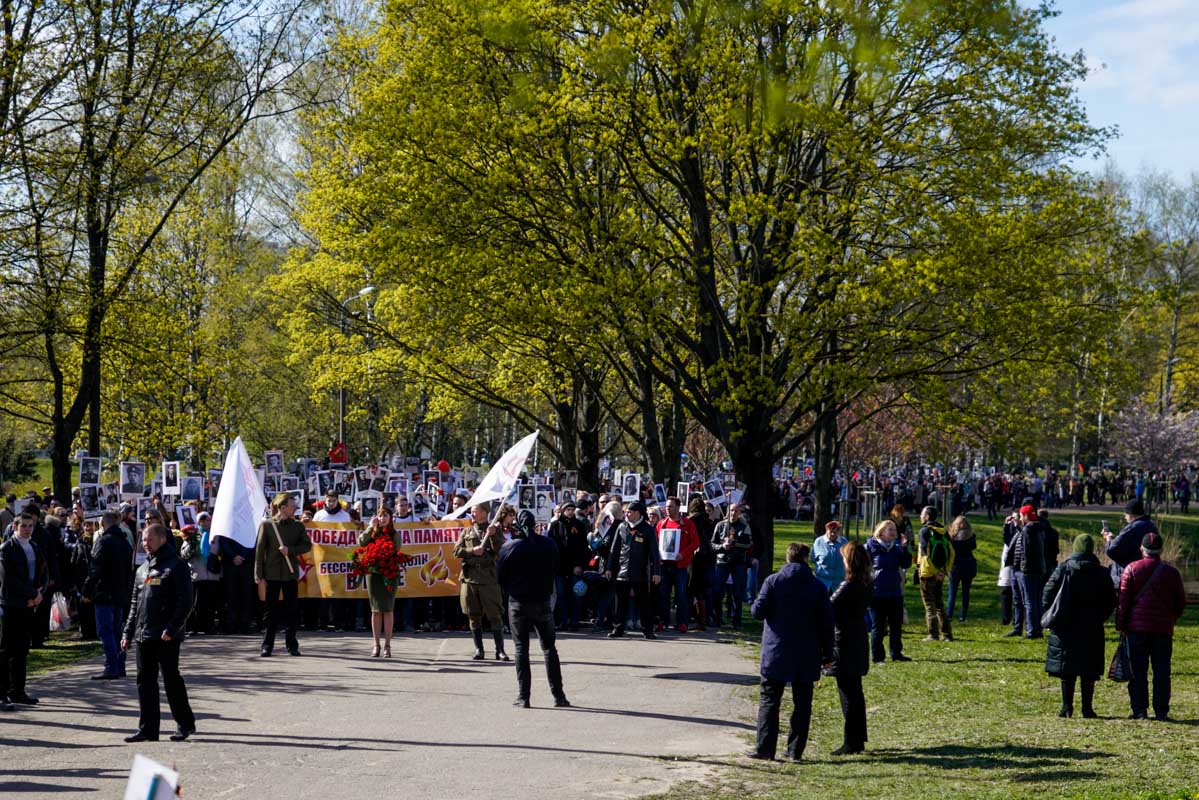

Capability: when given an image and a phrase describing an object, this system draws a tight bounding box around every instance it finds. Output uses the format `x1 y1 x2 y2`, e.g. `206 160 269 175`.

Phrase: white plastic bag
49 592 71 632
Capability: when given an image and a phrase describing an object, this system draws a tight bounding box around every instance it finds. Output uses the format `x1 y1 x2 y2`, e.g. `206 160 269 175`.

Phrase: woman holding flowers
354 506 405 657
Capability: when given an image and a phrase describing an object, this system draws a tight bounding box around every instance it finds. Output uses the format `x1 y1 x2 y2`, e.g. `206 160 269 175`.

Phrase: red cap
1019 504 1037 517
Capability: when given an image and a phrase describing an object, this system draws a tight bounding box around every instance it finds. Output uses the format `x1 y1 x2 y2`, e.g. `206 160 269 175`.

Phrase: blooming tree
1111 399 1199 473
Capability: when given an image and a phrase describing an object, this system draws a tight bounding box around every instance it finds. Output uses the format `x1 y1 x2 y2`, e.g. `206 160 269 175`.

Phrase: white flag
442 430 539 520
210 436 267 549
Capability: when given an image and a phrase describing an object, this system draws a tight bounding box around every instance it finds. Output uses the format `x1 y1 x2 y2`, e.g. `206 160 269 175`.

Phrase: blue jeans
714 562 747 627
745 561 759 602
1010 571 1042 637
95 604 127 676
659 563 688 627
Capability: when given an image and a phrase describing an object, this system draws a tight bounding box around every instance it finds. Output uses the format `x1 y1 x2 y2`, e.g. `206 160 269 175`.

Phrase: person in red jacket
657 497 700 633
1116 531 1187 721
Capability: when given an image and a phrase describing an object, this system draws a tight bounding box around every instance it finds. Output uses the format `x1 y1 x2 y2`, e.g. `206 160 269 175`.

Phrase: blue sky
1039 0 1199 179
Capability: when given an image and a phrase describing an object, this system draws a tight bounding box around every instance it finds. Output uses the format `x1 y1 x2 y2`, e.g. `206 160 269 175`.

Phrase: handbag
1108 634 1131 682
1040 568 1072 629
1107 562 1166 683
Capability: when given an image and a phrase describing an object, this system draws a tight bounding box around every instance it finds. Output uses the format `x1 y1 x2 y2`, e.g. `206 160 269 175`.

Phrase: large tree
293 0 1121 567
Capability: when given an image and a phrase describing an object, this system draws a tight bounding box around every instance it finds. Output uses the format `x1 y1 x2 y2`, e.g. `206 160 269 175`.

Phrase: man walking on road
121 524 196 742
496 510 570 709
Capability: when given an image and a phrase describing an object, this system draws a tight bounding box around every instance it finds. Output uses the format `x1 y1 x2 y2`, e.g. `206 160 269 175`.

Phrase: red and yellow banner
297 520 467 599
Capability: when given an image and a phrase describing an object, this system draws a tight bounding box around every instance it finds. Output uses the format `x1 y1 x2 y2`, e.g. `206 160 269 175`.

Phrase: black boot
1081 679 1097 718
1059 676 1075 718
493 630 510 661
472 628 485 660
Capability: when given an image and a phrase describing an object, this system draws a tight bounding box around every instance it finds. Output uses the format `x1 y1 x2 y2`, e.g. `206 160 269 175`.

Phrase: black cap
561 499 576 509
1125 498 1145 516
627 500 647 515
1141 531 1163 554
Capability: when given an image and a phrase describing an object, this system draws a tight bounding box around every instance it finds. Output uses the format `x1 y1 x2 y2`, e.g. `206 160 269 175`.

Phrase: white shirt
313 508 351 523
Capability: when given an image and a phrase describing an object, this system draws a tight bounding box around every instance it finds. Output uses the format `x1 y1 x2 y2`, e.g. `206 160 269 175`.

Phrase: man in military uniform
453 502 509 660
255 493 313 657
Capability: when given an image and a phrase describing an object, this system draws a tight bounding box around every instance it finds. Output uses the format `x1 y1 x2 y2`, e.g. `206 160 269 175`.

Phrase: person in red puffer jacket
656 497 699 632
1116 531 1186 721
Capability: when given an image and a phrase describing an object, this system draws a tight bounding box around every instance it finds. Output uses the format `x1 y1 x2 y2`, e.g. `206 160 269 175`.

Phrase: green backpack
925 525 951 570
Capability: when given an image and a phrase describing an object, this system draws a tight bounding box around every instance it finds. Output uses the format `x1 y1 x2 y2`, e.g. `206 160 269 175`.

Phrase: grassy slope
653 510 1199 800
28 632 103 676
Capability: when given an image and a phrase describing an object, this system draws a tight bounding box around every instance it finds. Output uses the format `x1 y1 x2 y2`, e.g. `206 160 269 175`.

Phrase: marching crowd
0 476 1191 756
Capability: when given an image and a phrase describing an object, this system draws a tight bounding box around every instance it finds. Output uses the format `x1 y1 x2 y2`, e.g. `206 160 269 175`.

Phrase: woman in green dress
358 506 402 657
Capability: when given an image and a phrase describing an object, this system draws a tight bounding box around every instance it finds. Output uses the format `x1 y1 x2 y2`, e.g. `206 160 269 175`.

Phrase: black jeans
1127 632 1173 718
613 580 655 634
135 639 195 737
0 605 33 698
835 673 867 749
262 580 299 652
756 678 813 759
508 600 564 701
222 559 254 633
869 595 904 661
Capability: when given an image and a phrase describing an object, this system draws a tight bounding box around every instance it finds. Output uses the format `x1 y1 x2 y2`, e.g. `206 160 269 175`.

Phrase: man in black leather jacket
121 523 196 742
604 501 661 639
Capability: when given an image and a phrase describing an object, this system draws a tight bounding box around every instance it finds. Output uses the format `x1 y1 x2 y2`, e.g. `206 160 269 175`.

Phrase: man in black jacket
1004 504 1046 639
604 501 661 639
496 512 569 709
121 524 196 742
84 510 134 680
0 511 48 710
28 503 62 649
712 503 754 629
547 500 590 630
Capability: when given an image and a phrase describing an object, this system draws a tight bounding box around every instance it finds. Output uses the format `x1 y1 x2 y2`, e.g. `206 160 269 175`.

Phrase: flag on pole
210 436 267 549
442 430 539 520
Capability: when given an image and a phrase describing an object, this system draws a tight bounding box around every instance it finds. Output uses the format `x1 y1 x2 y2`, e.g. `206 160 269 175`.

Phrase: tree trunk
812 400 840 538
729 433 776 578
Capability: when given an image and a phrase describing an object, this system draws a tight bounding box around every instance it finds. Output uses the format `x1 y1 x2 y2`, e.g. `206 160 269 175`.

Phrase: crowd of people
774 467 1195 523
0 471 1191 755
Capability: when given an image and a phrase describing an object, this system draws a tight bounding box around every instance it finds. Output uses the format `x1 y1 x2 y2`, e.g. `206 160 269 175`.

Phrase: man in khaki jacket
255 493 312 657
453 502 508 661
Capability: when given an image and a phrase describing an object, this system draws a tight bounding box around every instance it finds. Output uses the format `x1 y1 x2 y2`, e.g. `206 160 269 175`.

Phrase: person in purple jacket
864 520 913 664
747 542 833 762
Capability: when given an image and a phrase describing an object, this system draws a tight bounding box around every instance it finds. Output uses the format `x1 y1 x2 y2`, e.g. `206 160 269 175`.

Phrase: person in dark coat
829 540 872 755
0 511 49 710
947 516 977 622
748 542 833 762
864 519 912 663
1103 498 1158 589
1041 534 1116 718
83 510 134 680
28 507 62 649
604 501 661 639
121 523 196 742
496 516 569 709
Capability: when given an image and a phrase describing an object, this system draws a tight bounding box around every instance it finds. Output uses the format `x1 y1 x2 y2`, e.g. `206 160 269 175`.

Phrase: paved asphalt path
2 629 755 798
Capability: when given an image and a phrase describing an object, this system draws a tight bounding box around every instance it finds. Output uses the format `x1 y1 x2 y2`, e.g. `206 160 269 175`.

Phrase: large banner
298 520 467 599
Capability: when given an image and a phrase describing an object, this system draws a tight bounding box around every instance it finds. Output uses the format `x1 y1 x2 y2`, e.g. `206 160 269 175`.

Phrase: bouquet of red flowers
350 534 407 593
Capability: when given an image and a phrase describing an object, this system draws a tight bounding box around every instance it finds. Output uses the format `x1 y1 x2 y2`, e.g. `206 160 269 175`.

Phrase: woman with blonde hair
864 519 912 663
588 499 624 632
947 515 978 623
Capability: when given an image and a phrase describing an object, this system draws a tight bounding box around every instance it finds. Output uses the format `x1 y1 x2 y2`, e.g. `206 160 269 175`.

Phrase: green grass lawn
29 631 102 676
651 510 1199 800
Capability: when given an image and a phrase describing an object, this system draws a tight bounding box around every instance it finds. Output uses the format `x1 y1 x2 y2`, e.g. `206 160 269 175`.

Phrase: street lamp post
339 285 376 461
